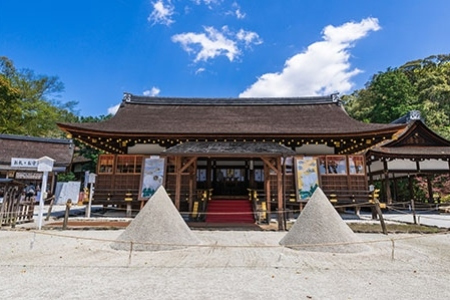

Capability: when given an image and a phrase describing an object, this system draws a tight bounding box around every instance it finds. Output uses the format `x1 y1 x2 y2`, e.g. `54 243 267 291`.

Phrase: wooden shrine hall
58 93 407 228
365 111 450 205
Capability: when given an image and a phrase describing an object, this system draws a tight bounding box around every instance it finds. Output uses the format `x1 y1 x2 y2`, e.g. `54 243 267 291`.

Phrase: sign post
37 156 54 230
85 173 96 218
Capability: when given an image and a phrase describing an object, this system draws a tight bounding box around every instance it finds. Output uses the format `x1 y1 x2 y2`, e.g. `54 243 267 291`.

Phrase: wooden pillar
392 174 398 202
175 156 197 212
188 163 195 214
277 157 285 231
408 175 414 201
264 163 271 219
426 175 433 203
175 156 181 210
206 159 212 190
367 162 373 186
383 160 392 205
249 159 255 189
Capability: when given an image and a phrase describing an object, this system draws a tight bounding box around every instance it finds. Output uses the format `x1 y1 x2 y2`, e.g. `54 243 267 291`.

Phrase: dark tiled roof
0 134 74 166
369 146 450 157
0 134 73 144
71 155 92 164
59 94 404 137
162 142 296 156
367 121 450 160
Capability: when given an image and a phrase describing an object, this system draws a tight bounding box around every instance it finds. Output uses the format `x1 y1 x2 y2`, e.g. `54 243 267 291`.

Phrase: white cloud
235 8 245 19
143 87 161 96
172 26 239 62
107 104 120 115
148 0 175 26
195 67 206 74
172 26 262 62
239 17 380 98
192 0 222 7
236 29 262 47
232 2 245 19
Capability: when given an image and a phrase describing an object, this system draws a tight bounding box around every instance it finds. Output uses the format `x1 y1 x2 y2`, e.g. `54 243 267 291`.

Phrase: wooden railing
0 182 34 227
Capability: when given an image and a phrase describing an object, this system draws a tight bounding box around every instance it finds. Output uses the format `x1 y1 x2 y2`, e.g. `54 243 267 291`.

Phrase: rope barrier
386 205 450 222
1 227 444 251
0 226 448 267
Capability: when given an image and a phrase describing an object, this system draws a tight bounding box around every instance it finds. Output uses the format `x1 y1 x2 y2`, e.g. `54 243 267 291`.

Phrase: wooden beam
261 157 278 174
180 157 197 173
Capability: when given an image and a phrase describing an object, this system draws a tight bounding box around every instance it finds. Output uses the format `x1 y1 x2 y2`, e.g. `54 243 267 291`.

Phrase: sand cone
279 187 369 253
111 186 201 251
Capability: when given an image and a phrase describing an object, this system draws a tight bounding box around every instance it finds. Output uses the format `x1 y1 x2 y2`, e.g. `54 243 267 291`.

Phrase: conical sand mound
280 188 369 253
111 186 201 251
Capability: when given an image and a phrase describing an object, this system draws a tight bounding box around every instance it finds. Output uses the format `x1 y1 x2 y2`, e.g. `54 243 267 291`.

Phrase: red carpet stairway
205 199 255 223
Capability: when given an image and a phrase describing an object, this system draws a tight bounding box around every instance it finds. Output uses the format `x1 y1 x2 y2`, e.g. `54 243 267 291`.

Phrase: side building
0 134 74 196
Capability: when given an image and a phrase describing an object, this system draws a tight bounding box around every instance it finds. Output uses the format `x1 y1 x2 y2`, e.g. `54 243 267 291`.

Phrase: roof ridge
121 92 340 106
0 134 72 144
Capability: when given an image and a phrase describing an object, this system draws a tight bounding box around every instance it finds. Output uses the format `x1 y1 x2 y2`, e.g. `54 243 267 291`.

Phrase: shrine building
58 93 410 228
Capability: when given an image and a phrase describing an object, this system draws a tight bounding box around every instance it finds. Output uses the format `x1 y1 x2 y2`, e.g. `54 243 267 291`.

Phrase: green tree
0 56 78 137
344 68 418 123
344 54 450 139
399 55 450 138
72 114 113 174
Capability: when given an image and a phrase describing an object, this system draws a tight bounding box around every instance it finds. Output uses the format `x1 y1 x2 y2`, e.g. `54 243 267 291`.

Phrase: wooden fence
0 179 35 227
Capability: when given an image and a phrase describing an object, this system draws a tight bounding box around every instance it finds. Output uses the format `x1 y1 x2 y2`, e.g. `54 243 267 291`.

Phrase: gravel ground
1 229 449 300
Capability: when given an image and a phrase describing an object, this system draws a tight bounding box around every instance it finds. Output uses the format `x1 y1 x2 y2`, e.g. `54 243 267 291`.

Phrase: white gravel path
1 229 449 300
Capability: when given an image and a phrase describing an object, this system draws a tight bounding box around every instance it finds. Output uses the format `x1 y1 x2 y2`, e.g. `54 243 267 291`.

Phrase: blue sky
1 0 449 117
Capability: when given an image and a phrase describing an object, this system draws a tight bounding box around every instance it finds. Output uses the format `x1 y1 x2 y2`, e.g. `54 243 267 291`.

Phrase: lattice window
116 155 143 174
98 155 114 174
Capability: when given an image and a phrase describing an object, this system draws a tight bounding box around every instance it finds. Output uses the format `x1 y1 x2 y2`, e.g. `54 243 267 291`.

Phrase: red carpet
205 199 255 223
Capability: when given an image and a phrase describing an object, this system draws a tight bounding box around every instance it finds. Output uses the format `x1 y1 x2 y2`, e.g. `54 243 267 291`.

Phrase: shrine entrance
195 158 266 198
212 165 248 197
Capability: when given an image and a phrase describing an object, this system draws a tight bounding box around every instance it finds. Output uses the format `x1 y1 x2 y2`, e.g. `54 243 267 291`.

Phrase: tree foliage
73 114 112 173
0 56 113 178
343 54 450 139
0 56 78 137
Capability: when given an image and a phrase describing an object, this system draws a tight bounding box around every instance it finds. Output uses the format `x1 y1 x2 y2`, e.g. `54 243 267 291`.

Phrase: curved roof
58 93 406 154
366 120 450 160
59 93 404 136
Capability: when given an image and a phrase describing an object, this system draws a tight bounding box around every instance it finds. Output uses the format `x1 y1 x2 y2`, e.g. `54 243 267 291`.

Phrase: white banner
15 172 42 180
11 158 38 168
